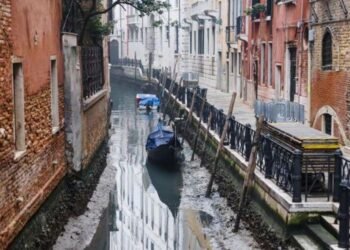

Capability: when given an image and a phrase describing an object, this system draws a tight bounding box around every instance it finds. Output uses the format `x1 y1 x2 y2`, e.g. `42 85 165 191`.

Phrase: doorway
217 52 222 89
289 47 297 102
275 65 282 99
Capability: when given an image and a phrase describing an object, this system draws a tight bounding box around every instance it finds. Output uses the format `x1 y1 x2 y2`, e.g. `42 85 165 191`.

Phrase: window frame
322 31 333 71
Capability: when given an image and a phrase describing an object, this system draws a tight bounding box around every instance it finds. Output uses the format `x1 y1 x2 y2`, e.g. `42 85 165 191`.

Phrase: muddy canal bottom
108 79 257 250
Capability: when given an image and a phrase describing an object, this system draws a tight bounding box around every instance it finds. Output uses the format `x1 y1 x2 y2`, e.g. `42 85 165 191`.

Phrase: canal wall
156 80 334 248
9 140 110 250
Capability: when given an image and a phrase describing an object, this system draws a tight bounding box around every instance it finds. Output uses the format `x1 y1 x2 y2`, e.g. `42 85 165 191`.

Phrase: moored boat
146 122 182 166
136 93 160 111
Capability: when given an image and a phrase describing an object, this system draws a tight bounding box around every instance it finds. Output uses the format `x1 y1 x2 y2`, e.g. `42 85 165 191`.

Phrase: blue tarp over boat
146 124 174 151
139 96 160 108
145 122 182 165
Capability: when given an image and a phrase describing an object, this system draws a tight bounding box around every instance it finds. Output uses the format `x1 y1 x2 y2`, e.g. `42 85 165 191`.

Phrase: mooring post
230 116 236 150
200 110 213 167
233 115 264 232
191 96 207 161
338 180 350 248
205 92 237 198
181 88 198 146
162 72 178 121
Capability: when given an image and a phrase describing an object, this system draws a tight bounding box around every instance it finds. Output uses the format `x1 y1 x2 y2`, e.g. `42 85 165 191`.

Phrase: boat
136 94 160 111
146 121 183 166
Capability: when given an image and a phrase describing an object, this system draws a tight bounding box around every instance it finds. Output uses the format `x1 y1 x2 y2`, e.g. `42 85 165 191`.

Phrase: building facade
309 0 350 146
0 0 66 247
240 0 309 111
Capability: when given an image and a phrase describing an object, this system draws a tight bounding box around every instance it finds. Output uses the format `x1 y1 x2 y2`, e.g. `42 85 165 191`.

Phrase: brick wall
82 94 109 168
0 0 67 247
0 0 13 156
310 0 350 143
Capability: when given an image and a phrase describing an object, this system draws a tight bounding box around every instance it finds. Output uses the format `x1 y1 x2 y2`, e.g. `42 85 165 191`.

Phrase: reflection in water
108 79 204 250
108 78 257 250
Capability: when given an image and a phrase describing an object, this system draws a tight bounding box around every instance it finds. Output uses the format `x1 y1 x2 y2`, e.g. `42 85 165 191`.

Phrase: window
13 62 25 156
194 31 197 54
50 58 59 133
198 28 204 54
260 43 265 84
207 28 210 54
160 27 163 51
323 114 332 135
322 31 332 70
190 31 192 54
267 43 272 85
212 27 215 55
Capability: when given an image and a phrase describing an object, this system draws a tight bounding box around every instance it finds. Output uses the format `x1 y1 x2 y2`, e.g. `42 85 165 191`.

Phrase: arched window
322 31 332 70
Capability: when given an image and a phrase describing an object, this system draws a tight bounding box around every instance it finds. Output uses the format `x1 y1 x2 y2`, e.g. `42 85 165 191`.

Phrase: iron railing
116 57 144 71
155 71 341 203
81 46 104 99
255 99 305 123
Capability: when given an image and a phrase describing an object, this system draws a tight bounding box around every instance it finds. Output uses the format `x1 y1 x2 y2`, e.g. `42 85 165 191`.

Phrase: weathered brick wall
82 95 109 168
311 0 350 143
0 0 67 248
0 0 13 157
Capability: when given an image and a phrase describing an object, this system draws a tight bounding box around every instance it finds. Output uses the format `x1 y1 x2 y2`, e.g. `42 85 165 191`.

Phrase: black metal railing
116 57 144 72
154 71 343 204
81 46 104 99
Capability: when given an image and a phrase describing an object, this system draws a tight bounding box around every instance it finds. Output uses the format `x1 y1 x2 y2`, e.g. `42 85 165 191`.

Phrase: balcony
236 16 247 42
127 14 140 27
225 26 237 44
276 0 296 5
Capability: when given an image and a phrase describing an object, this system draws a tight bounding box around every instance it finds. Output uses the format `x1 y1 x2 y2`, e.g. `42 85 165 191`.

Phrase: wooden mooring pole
233 115 264 232
162 72 178 121
181 88 198 146
205 92 237 198
200 111 213 167
191 96 207 161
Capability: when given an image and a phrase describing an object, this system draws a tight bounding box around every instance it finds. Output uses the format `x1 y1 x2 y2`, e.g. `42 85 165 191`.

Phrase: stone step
320 214 339 238
306 223 338 249
292 233 323 250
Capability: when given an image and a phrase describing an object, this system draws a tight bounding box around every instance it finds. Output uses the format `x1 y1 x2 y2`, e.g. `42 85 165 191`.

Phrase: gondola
146 121 183 166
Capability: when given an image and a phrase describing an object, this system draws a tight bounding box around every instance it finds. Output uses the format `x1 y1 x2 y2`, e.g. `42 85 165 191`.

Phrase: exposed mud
162 88 299 250
10 141 109 250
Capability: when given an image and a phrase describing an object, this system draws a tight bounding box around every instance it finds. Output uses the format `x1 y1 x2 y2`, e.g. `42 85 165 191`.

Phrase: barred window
322 31 332 70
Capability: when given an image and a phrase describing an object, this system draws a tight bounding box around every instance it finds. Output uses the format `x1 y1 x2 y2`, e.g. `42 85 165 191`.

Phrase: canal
108 75 258 250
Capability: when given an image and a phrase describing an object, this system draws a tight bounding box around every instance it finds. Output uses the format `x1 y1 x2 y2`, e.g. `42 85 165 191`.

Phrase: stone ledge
83 89 107 112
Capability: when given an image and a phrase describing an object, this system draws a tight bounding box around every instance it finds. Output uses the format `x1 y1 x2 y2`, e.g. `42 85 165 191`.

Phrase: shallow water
108 76 258 250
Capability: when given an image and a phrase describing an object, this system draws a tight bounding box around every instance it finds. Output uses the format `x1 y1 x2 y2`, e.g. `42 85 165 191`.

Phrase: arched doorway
110 40 119 65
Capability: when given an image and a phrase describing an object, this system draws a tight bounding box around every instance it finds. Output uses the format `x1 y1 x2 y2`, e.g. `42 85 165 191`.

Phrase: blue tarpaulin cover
146 124 174 150
139 96 160 107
